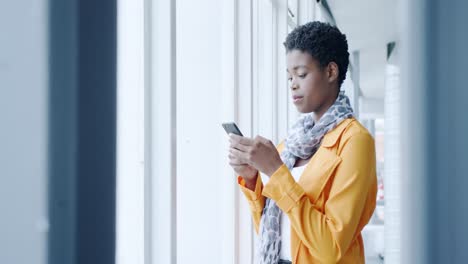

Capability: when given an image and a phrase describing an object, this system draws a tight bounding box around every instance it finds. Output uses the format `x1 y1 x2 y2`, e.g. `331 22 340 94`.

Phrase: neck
313 89 340 122
313 107 329 122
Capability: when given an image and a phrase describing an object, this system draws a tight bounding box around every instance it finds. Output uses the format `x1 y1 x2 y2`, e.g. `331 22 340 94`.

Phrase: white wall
0 1 48 263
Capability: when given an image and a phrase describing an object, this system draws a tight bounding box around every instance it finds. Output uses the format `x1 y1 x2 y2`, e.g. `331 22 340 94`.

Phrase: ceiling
325 0 398 99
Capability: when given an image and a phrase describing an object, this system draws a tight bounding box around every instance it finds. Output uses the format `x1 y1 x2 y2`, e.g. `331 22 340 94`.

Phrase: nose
290 79 298 90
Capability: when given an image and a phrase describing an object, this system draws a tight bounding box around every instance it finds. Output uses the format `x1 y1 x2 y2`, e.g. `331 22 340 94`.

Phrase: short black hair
284 21 349 87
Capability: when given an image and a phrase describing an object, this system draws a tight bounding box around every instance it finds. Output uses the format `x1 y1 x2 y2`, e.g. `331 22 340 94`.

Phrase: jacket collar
278 118 356 152
321 118 355 147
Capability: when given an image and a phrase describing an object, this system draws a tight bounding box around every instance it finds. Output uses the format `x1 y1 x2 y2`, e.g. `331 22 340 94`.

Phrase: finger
228 149 242 161
230 133 255 146
254 135 263 140
230 147 251 165
228 153 245 165
230 140 250 152
229 161 249 167
231 165 250 172
228 153 249 166
230 147 247 156
254 135 271 145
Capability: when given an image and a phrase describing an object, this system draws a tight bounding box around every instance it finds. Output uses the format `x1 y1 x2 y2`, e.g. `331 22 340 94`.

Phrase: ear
327 62 339 83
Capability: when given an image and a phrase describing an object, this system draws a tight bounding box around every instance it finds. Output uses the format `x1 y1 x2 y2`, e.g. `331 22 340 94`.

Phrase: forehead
286 49 318 70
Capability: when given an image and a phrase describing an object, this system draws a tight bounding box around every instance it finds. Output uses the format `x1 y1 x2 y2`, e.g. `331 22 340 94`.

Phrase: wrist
267 160 283 177
244 175 257 191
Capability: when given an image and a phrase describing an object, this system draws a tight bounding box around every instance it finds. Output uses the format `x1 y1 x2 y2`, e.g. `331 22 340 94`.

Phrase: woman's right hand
228 148 258 190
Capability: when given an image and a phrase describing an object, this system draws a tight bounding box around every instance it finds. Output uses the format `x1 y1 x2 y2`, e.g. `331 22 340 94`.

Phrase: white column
116 0 145 262
400 1 430 263
401 0 468 263
274 0 289 142
349 51 360 118
0 1 48 263
150 0 177 263
236 0 256 262
384 44 401 264
220 0 238 263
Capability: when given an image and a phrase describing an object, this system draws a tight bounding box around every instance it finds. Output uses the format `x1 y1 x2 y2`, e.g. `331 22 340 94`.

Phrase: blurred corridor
1 0 468 264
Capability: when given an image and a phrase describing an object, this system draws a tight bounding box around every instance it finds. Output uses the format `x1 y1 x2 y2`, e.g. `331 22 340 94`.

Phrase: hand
227 144 258 190
229 134 284 177
227 151 258 180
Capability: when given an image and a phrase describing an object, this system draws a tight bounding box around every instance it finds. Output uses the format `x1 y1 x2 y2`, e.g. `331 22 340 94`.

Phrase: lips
292 95 303 104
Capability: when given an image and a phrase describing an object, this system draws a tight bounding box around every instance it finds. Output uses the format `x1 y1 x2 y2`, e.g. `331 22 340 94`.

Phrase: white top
279 164 307 261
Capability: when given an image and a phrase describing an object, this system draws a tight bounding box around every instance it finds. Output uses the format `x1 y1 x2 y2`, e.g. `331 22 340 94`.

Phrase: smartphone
222 122 244 137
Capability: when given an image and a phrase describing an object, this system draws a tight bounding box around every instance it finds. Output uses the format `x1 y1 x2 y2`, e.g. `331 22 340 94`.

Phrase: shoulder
338 118 375 153
341 119 373 141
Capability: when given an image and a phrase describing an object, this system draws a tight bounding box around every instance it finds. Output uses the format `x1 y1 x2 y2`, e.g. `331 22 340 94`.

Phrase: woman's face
286 49 339 115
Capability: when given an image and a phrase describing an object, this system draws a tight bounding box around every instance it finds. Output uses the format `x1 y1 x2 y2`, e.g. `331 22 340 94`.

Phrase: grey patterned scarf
257 91 354 264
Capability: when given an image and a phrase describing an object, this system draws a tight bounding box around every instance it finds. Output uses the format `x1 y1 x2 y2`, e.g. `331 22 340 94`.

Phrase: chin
295 105 314 114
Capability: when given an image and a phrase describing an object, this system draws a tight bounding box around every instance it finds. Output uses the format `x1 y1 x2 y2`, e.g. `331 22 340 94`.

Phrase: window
117 1 317 263
116 0 145 262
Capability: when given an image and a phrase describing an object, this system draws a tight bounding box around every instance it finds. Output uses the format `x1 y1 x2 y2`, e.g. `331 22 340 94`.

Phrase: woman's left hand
229 134 284 177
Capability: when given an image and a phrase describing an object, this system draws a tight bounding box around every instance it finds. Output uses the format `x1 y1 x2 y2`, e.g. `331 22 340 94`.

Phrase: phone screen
222 122 243 136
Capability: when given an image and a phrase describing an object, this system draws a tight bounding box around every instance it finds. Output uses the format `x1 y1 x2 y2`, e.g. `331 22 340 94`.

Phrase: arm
238 173 265 234
237 141 285 233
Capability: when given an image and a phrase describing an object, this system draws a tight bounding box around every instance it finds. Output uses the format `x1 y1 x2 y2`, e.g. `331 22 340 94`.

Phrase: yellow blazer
238 118 377 263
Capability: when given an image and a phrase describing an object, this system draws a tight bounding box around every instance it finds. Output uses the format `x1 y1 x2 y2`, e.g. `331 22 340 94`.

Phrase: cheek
302 75 325 98
299 76 328 110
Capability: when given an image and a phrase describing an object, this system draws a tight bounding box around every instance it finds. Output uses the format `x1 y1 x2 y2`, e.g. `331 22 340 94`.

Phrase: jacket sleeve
262 132 377 263
237 141 285 234
237 173 265 234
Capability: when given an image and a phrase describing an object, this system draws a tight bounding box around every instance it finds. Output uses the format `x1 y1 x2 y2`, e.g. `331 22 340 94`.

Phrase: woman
228 21 377 264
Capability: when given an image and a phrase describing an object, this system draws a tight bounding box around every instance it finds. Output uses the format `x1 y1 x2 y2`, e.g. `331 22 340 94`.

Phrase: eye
298 73 307 78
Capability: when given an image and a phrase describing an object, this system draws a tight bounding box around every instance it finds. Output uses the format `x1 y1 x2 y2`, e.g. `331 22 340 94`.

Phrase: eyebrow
286 65 309 72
